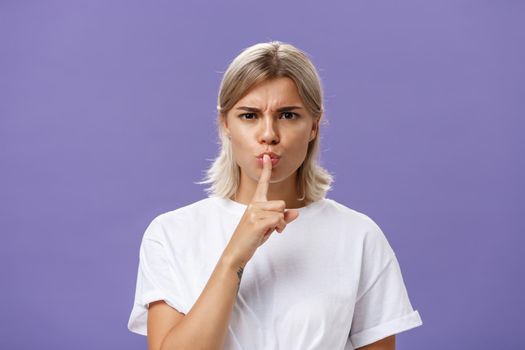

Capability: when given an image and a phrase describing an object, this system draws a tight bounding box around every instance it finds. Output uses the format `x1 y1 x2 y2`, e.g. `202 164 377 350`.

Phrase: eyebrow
236 105 303 112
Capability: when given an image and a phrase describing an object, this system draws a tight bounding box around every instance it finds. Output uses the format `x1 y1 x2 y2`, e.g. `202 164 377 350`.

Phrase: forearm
160 253 245 350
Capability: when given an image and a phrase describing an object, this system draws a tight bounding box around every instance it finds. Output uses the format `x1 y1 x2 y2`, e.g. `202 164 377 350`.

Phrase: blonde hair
196 41 334 204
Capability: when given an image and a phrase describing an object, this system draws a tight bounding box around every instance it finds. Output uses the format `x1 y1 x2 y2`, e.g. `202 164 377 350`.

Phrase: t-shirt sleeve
127 218 188 336
348 215 423 349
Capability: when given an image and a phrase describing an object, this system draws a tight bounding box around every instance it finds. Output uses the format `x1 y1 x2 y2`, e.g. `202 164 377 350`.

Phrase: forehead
235 77 303 106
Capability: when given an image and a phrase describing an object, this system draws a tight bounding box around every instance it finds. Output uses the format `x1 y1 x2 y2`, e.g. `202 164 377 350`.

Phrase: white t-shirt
127 196 423 349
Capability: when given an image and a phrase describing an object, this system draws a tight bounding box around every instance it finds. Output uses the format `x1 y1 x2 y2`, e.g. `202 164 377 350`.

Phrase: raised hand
223 154 300 268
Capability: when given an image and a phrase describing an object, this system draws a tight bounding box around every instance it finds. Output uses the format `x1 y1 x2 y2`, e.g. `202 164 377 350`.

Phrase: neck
230 170 306 209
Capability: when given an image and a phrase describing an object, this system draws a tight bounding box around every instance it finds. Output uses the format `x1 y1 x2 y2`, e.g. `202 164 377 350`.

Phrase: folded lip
256 151 281 159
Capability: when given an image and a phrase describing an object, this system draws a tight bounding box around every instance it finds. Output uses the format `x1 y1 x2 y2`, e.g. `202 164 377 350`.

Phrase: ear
220 113 231 138
310 117 320 141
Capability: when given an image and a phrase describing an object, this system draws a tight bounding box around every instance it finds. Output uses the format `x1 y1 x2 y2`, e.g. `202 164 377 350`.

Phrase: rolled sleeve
349 215 423 348
127 219 188 336
349 256 422 348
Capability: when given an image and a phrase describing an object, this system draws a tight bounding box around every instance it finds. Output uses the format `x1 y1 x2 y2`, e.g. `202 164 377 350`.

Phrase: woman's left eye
281 112 299 120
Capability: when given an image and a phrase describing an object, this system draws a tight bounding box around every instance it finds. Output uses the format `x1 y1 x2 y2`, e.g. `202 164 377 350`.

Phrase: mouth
256 152 281 159
255 155 280 167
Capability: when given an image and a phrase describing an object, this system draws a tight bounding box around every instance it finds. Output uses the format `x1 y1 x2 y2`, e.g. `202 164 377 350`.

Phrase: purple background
1 0 523 349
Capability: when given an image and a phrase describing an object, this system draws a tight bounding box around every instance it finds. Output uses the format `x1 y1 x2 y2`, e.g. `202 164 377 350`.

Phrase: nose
258 115 279 145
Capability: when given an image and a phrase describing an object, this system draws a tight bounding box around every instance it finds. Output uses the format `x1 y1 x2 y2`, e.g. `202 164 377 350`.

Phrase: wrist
220 249 247 270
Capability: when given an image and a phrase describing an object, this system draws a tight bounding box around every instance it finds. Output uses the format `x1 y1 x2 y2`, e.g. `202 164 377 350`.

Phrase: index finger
252 154 272 202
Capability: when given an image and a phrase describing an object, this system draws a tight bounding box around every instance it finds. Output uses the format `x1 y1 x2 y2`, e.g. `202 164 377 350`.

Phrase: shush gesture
223 154 300 268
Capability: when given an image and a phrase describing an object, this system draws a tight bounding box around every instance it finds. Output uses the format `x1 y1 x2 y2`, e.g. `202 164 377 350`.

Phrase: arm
356 335 395 350
147 155 296 350
148 253 244 350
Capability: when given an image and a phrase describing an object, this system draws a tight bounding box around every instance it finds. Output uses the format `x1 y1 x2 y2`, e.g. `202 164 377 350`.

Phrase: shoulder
143 197 219 241
322 198 384 234
155 197 216 221
322 198 394 254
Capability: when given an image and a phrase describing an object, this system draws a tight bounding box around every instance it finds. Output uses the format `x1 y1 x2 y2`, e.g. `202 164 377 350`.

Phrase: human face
222 76 319 186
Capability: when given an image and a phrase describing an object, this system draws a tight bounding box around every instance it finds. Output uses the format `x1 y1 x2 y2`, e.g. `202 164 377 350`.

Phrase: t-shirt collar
211 195 328 217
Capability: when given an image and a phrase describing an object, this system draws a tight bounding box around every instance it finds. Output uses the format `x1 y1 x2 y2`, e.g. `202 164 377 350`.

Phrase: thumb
284 209 299 223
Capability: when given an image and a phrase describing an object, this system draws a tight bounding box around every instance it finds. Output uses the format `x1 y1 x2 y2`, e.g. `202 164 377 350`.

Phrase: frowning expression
222 77 318 184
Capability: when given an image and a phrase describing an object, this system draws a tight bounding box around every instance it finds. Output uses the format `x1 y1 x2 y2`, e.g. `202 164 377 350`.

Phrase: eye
280 112 299 120
238 112 300 120
239 113 256 120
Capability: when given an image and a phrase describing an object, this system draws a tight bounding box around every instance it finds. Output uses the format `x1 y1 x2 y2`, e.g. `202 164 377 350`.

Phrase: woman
127 41 423 350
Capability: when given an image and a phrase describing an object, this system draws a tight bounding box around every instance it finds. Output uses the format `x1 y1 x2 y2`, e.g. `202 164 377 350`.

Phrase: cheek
286 134 310 157
230 141 253 167
291 146 309 166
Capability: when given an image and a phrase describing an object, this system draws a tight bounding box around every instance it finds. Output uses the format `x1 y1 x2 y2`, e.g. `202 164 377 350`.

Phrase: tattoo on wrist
236 266 244 293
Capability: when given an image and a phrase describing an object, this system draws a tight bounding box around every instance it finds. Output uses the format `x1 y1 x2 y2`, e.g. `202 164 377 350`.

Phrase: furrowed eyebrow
236 106 303 112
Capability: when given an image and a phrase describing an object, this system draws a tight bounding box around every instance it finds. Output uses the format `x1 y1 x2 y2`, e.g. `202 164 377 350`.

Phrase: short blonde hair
196 41 334 204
